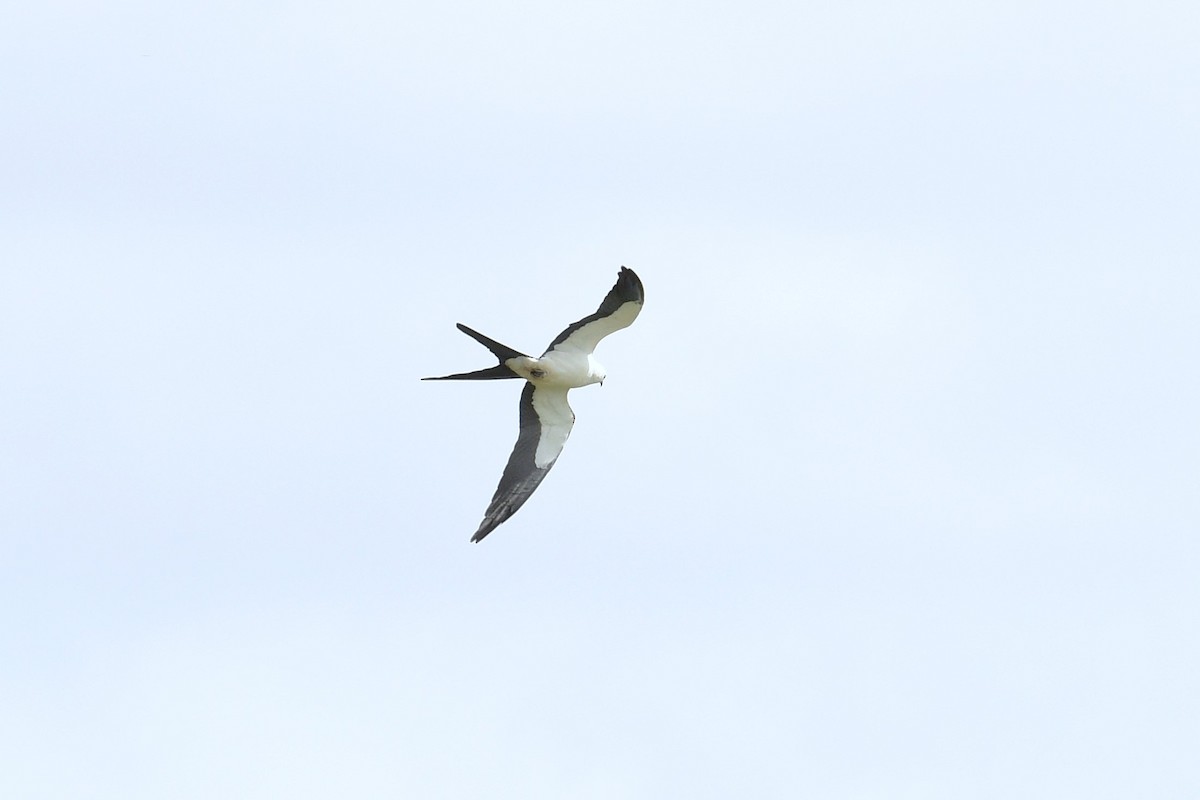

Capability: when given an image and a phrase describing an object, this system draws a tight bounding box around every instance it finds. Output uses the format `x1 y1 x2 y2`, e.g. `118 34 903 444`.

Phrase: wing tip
616 266 644 304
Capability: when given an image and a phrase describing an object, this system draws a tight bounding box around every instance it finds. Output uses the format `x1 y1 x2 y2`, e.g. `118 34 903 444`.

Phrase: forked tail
421 323 528 380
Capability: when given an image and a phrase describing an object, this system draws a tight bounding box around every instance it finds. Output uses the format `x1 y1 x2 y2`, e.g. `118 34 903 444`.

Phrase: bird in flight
424 267 645 542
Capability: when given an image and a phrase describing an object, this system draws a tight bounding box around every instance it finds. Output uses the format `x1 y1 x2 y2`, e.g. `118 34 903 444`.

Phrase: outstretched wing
471 383 575 542
543 266 644 355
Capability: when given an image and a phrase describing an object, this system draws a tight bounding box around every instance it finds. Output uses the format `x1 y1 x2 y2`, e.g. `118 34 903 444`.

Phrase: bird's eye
530 368 546 378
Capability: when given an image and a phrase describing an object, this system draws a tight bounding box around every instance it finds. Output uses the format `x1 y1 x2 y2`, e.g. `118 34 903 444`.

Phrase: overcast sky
3 1 1198 797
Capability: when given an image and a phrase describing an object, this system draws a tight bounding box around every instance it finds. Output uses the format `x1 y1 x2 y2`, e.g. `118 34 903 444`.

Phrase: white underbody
505 350 605 388
503 351 603 468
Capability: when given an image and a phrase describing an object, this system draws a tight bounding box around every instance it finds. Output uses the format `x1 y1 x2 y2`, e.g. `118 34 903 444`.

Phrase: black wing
543 266 645 354
471 382 574 542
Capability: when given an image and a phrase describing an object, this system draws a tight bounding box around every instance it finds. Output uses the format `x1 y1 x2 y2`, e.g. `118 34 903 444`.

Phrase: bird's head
587 357 607 387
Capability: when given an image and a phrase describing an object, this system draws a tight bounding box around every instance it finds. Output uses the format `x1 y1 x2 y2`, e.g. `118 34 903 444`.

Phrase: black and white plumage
423 267 644 542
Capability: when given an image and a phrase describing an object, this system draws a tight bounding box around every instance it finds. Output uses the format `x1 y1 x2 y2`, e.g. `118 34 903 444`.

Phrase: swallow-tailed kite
424 267 644 542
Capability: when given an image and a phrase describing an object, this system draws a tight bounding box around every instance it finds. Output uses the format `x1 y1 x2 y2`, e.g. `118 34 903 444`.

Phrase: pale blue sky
2 1 1198 797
